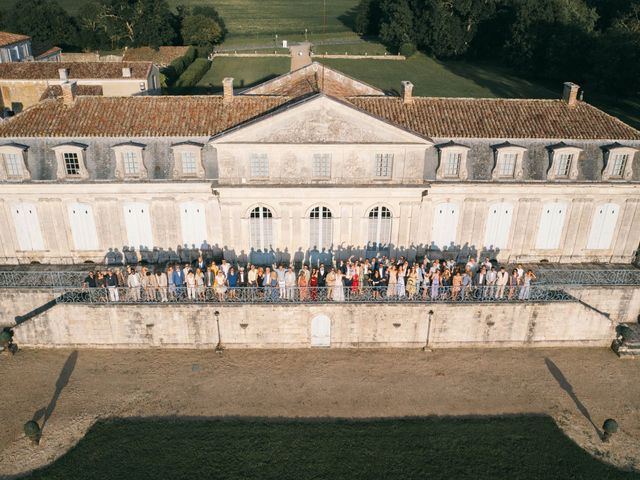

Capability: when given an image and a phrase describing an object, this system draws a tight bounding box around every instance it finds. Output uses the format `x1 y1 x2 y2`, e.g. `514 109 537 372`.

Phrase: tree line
354 0 640 96
0 0 226 54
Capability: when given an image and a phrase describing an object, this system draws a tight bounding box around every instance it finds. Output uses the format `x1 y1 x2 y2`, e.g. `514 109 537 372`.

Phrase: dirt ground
0 347 638 477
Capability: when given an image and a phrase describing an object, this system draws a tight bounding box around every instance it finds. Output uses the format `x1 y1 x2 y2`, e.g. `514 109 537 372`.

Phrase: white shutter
12 203 44 251
123 202 153 248
484 203 513 249
536 202 566 249
68 203 98 250
432 203 458 249
587 203 619 250
180 202 207 247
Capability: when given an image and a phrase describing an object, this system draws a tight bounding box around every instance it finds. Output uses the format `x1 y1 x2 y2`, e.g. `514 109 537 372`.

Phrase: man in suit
193 255 207 272
237 266 248 288
173 264 185 299
474 266 488 299
317 263 327 287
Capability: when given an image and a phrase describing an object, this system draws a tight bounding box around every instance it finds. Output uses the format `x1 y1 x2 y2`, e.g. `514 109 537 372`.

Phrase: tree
354 0 383 35
181 14 224 48
379 0 414 49
6 0 78 52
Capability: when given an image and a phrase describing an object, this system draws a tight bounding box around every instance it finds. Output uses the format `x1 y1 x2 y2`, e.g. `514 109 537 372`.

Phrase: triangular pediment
210 95 431 145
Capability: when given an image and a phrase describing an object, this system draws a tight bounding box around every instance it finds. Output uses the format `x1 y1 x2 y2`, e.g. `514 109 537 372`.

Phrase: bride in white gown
332 271 345 302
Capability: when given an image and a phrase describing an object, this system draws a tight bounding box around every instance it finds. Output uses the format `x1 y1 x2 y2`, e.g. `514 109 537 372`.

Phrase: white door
431 203 459 249
535 202 567 249
310 315 331 347
484 202 513 249
586 203 619 250
12 202 44 251
68 202 99 250
180 201 207 247
123 202 153 249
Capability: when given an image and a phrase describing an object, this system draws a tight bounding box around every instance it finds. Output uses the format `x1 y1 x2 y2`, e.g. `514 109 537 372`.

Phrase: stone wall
565 286 640 323
0 289 57 327
13 300 614 349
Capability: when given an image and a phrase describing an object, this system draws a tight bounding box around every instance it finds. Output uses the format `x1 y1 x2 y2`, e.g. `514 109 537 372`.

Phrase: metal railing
0 271 86 288
54 285 573 305
535 269 640 286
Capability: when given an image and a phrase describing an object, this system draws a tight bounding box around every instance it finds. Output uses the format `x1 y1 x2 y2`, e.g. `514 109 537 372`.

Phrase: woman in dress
386 266 397 298
351 268 359 296
270 271 279 301
406 266 417 298
452 269 463 300
430 270 440 299
298 271 309 301
508 268 519 299
396 266 406 298
518 269 536 300
215 270 227 302
227 267 237 299
371 270 382 299
332 270 345 302
256 267 265 298
309 268 318 301
186 269 196 300
195 267 205 301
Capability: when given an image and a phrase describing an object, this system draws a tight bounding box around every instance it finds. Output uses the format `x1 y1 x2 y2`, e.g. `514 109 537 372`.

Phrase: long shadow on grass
31 350 78 433
545 357 602 439
21 414 639 480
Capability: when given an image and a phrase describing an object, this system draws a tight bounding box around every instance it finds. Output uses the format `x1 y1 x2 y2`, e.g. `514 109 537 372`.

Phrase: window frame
374 153 394 179
309 206 333 249
170 142 204 179
547 145 582 181
491 144 526 180
112 143 147 180
52 143 89 180
602 145 637 181
0 144 30 181
249 153 270 179
312 153 332 179
436 143 469 180
367 205 392 246
249 205 274 251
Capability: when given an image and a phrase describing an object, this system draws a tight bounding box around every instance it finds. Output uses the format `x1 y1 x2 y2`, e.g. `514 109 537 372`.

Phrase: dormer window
0 143 30 181
52 143 89 180
112 143 147 180
547 144 582 181
436 142 469 180
602 144 636 181
250 153 269 178
171 142 204 178
491 143 526 180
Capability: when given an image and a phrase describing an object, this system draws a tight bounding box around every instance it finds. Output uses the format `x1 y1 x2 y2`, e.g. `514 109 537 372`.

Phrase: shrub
175 58 211 88
399 42 416 57
161 46 198 87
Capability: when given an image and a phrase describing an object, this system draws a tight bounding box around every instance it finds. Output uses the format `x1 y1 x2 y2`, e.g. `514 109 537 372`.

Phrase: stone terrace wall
13 301 614 349
565 286 640 323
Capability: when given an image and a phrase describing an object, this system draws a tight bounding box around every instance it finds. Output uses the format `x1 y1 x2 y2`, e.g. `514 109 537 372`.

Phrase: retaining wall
13 301 614 349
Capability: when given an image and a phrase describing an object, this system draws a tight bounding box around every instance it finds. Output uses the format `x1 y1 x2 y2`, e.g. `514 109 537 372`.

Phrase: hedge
161 46 197 86
174 58 211 88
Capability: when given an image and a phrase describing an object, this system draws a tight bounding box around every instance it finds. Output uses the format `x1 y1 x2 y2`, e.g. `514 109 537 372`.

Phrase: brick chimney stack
61 80 78 106
563 82 580 107
223 77 234 103
401 80 414 104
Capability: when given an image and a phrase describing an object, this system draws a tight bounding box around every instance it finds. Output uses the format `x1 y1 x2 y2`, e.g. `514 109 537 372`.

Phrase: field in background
196 56 290 91
23 416 640 479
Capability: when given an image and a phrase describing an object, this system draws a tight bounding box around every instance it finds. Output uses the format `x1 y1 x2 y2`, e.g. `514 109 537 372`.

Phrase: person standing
227 267 237 300
186 269 196 301
387 266 397 298
157 269 168 302
276 264 287 299
333 270 345 302
309 268 318 301
298 271 309 301
105 269 119 302
519 270 536 300
486 266 497 299
496 267 509 299
215 270 227 302
127 267 141 301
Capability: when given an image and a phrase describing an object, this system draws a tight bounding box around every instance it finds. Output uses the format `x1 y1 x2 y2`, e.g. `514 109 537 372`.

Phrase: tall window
312 154 331 178
122 151 139 175
309 206 333 249
556 153 573 177
611 154 628 178
374 153 393 178
368 206 392 246
249 206 273 250
498 153 517 177
444 152 461 177
250 153 269 178
181 151 197 175
63 152 80 175
3 153 22 177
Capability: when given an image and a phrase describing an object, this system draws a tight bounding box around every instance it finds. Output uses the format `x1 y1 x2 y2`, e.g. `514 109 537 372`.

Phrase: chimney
401 80 413 104
61 80 78 106
223 77 234 103
58 68 69 81
122 67 132 78
562 82 580 107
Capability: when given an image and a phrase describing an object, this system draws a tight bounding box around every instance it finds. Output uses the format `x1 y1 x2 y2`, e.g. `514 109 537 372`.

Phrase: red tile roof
0 31 30 48
39 84 103 101
0 93 638 140
0 62 152 80
34 46 62 60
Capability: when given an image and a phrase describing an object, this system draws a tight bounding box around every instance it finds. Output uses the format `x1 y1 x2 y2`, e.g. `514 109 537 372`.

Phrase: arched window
250 206 273 251
309 206 333 249
367 206 392 246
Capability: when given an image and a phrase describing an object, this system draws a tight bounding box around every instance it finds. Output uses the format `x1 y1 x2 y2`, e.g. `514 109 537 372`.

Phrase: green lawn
23 416 639 480
196 56 290 91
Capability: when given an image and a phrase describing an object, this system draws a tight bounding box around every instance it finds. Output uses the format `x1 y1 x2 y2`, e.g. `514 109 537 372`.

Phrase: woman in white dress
396 266 406 297
332 271 345 302
215 271 227 302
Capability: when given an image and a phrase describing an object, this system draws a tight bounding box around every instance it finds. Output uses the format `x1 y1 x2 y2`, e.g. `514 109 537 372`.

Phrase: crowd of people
80 255 539 303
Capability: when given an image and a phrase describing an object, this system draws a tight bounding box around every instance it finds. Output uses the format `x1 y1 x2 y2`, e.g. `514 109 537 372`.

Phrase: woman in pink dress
298 271 308 301
309 268 318 301
351 272 359 295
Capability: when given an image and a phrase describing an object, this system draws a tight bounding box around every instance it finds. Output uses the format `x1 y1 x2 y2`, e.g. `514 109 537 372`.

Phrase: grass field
23 416 640 480
196 56 290 91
